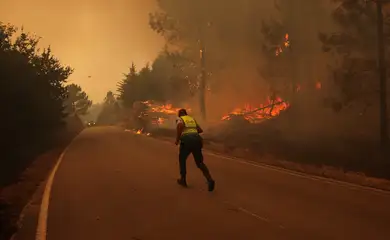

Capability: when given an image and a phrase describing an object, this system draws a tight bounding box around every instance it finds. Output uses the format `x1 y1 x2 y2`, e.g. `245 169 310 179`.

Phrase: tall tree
319 0 390 128
96 91 120 125
64 83 92 115
1 22 72 139
0 22 73 188
260 0 330 101
117 63 142 108
117 54 192 108
148 0 273 92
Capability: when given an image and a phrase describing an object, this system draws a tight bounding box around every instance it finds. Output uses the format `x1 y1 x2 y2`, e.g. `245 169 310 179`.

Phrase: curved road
29 127 390 239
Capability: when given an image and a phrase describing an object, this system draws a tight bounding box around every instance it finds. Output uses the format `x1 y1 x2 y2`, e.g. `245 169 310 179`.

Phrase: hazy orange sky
0 0 164 102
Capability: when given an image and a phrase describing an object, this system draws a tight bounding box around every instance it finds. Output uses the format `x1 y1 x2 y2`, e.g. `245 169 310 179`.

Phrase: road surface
36 127 390 239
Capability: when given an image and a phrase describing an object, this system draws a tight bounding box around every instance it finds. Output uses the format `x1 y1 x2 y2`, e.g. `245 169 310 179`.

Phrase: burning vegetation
132 97 289 129
126 101 190 135
116 0 390 180
143 101 185 115
221 97 289 123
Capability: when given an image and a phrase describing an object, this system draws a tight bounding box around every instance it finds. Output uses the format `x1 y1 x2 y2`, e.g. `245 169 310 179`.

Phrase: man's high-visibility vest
180 115 198 135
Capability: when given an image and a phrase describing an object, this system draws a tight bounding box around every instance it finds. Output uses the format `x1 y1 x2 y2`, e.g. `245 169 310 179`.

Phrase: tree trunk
376 2 389 149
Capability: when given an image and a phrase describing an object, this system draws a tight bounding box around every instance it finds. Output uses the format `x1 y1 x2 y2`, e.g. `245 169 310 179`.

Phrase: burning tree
117 52 197 109
221 97 289 123
260 17 292 99
116 52 197 132
260 0 329 101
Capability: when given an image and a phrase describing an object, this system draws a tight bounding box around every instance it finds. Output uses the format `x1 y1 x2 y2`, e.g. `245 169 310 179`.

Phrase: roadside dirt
0 148 64 240
0 116 84 240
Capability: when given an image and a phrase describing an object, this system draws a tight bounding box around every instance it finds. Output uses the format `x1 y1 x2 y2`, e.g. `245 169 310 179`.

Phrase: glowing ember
126 128 152 136
316 81 322 89
284 33 290 47
151 117 165 126
221 97 289 123
275 33 290 56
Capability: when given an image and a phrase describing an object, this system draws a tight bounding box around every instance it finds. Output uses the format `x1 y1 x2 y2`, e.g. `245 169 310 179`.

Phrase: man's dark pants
179 134 213 182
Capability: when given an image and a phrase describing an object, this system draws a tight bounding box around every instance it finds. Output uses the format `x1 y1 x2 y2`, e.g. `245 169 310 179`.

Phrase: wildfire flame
140 101 191 125
275 33 290 56
125 128 150 135
154 117 165 125
221 97 289 123
142 101 190 115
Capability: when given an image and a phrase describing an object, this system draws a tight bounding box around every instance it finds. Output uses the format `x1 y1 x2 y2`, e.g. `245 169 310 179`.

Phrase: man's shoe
208 180 215 192
177 178 188 187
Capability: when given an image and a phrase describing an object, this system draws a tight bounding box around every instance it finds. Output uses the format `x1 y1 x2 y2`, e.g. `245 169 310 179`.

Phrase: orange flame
128 128 151 136
284 33 290 47
142 101 190 115
275 33 290 56
221 97 289 123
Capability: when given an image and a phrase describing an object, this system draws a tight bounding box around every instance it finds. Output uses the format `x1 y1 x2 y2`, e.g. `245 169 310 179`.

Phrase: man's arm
195 119 203 133
196 124 203 133
176 121 184 143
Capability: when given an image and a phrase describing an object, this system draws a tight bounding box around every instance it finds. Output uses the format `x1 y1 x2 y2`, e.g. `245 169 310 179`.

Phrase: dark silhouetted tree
0 22 73 187
117 52 195 109
319 0 390 146
319 1 390 112
64 83 92 115
96 91 120 125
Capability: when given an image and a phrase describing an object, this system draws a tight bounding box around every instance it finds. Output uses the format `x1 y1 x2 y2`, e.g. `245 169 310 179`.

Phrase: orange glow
221 96 289 123
284 33 290 47
157 117 165 124
316 81 322 89
129 128 151 136
275 33 290 56
142 101 190 115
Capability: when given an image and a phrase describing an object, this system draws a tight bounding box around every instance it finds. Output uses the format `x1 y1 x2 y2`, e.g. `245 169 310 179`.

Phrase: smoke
154 1 335 121
0 0 164 102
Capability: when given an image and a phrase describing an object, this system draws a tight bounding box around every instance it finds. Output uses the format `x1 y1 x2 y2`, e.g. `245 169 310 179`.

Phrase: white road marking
36 134 80 240
206 151 390 195
237 206 271 222
148 135 390 195
223 201 278 223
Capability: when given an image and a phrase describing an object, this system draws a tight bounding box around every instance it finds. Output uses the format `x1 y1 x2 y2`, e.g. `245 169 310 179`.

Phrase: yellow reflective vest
180 115 198 135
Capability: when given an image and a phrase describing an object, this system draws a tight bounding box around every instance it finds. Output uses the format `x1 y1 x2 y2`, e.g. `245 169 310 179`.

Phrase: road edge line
149 135 390 195
35 134 79 240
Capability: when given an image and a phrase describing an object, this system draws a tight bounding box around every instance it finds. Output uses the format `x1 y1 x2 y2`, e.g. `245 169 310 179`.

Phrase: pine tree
320 0 390 146
260 0 328 102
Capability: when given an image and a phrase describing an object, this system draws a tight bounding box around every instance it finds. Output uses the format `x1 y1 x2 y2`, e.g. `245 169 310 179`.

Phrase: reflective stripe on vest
180 115 198 135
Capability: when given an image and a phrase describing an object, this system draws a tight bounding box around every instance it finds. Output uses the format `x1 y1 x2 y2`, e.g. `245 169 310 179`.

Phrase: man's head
178 108 187 117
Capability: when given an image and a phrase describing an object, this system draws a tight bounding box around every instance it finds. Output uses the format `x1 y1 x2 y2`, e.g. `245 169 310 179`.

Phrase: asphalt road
40 127 390 240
